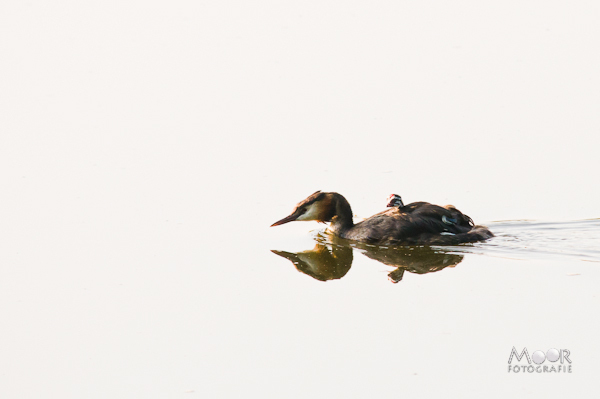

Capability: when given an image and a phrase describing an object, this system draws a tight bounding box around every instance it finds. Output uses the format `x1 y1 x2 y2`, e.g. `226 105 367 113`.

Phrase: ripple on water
439 219 600 262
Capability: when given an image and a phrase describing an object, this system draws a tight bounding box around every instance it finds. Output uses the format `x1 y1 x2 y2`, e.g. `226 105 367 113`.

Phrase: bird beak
271 213 298 227
386 194 396 207
270 249 295 258
270 213 298 227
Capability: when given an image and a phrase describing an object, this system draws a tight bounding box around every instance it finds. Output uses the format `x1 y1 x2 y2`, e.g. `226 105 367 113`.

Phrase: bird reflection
272 234 464 283
271 242 353 281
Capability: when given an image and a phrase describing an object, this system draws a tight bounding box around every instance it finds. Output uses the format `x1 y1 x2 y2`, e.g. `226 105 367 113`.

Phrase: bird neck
327 193 354 235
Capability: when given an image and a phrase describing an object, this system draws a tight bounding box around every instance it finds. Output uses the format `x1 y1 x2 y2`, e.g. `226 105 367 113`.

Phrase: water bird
271 191 493 245
386 193 404 208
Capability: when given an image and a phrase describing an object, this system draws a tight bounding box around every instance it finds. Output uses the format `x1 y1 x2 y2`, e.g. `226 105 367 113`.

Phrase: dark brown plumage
271 191 493 245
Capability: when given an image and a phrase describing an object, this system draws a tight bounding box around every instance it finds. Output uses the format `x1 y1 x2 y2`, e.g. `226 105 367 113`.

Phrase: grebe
271 191 493 245
386 194 404 208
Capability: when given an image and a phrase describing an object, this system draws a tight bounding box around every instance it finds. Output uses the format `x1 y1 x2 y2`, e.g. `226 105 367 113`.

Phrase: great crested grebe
386 194 404 208
271 191 493 245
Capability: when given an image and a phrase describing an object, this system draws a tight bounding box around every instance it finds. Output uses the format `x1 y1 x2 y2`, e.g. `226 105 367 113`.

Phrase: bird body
271 191 493 245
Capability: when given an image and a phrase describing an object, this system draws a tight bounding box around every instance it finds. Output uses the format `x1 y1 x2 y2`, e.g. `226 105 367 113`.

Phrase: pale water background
1 1 600 398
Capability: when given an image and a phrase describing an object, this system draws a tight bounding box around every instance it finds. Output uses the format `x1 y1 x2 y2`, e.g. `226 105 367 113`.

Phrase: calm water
2 2 600 398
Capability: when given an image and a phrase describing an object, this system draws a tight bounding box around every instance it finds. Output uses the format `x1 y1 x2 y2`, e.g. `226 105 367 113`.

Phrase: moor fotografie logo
508 347 572 373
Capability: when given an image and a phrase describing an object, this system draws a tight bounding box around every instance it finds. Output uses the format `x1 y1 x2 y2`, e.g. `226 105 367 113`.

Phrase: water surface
2 1 600 398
